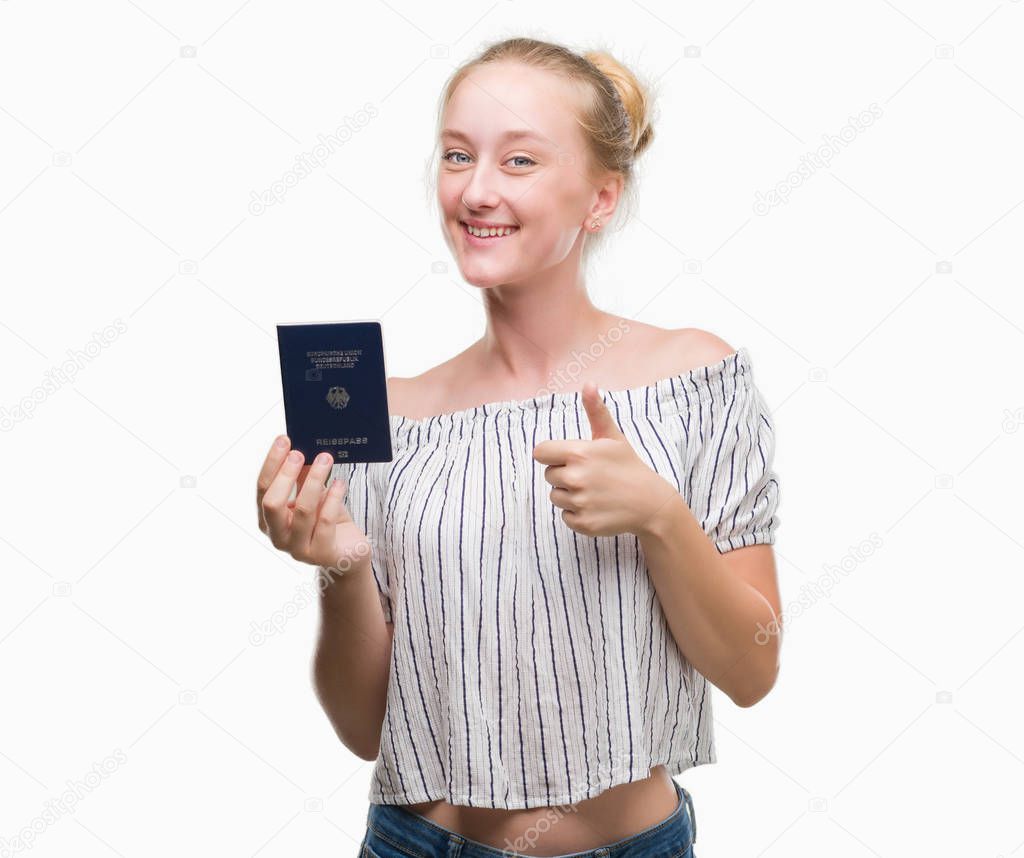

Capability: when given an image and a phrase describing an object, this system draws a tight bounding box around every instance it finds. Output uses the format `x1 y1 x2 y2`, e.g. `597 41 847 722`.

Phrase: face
437 61 619 288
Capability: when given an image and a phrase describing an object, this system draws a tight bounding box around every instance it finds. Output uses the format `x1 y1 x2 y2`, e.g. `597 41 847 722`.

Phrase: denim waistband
364 779 695 857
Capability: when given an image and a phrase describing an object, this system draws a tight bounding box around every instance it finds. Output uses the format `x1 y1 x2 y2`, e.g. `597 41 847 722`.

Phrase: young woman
257 37 782 858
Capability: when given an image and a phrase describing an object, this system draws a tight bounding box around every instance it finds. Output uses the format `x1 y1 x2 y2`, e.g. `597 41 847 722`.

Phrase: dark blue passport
276 320 393 464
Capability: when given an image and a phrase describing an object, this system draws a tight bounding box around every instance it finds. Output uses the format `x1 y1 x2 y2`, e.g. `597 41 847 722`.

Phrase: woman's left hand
532 382 680 538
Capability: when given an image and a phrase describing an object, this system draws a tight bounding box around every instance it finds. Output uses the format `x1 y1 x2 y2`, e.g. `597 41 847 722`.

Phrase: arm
312 561 393 760
534 334 783 707
636 486 782 707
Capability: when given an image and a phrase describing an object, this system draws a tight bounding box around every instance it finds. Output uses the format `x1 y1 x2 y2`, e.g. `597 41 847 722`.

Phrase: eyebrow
440 128 550 146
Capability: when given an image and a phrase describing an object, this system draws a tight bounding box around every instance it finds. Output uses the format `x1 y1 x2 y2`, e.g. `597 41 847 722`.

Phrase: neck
473 261 621 395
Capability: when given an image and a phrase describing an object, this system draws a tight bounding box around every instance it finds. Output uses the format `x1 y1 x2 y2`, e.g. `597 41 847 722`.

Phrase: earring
591 216 601 230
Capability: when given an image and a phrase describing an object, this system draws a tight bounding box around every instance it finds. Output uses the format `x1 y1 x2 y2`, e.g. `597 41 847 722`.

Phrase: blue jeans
358 780 697 857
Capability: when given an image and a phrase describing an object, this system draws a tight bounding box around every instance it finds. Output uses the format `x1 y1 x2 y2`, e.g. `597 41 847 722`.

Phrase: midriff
398 764 680 856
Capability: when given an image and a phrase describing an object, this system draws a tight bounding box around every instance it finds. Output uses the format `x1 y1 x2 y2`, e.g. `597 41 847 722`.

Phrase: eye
441 150 536 168
442 150 471 165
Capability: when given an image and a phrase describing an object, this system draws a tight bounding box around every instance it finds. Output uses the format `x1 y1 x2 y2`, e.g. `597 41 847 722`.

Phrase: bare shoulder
635 323 737 377
386 374 429 419
385 327 738 416
385 356 461 419
668 326 737 367
385 375 410 416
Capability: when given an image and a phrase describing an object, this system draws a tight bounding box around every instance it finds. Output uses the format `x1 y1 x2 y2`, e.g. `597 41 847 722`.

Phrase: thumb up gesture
532 382 677 538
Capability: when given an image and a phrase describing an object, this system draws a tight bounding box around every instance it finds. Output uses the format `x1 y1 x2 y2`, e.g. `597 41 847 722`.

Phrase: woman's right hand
257 435 373 574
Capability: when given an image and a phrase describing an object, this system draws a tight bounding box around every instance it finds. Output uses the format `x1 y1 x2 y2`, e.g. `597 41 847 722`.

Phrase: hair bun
582 50 655 159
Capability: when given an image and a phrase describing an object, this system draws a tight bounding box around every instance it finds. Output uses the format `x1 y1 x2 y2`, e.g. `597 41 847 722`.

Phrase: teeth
465 223 517 237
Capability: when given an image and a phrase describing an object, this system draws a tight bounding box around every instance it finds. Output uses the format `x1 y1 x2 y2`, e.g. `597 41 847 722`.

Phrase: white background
2 1 1023 855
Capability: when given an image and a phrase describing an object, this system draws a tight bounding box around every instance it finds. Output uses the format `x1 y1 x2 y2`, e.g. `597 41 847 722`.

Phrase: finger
308 477 355 567
541 463 574 489
581 382 623 440
287 452 336 554
287 463 314 509
262 448 305 544
532 439 584 466
549 486 578 512
257 435 292 532
560 507 588 534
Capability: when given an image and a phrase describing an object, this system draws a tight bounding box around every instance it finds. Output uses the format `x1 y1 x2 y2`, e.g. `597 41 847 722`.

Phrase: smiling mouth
460 221 520 241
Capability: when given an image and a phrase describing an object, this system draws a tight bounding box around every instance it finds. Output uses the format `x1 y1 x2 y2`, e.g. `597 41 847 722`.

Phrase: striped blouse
332 346 781 809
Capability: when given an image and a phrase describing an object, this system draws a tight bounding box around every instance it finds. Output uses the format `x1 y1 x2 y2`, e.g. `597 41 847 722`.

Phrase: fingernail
275 436 289 448
316 453 332 466
287 450 303 464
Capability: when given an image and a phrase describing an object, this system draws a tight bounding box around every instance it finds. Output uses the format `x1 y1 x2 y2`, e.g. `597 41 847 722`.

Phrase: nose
458 161 502 211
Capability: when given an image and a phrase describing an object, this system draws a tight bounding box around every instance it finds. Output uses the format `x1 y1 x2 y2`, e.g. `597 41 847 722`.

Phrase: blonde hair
427 36 658 268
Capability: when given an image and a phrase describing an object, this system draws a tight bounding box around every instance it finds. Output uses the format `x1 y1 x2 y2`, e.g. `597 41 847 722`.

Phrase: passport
276 320 393 464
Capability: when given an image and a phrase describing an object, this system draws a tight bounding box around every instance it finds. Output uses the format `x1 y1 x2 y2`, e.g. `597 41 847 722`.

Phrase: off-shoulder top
330 346 781 809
